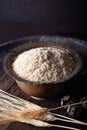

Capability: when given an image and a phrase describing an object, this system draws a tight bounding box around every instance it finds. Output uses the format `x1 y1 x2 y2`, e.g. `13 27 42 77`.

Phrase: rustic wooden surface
0 36 87 130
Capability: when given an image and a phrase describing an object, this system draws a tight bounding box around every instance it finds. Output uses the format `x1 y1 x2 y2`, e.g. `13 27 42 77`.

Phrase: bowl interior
4 42 82 85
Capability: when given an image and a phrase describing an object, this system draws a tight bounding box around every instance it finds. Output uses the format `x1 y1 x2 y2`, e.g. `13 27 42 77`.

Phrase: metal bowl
4 42 82 99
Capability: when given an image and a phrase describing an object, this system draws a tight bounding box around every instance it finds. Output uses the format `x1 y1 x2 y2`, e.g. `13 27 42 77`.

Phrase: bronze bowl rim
4 41 82 85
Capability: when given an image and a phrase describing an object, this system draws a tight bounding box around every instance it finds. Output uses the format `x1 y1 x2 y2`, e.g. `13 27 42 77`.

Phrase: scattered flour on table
12 47 75 83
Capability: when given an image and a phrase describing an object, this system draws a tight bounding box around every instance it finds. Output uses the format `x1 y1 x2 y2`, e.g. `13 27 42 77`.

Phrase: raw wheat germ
12 47 75 83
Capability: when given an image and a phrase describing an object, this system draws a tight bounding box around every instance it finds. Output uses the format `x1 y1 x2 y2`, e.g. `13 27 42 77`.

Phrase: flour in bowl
12 47 75 83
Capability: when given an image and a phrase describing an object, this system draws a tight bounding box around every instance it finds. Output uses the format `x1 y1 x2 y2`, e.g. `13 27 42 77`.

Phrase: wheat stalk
0 89 86 130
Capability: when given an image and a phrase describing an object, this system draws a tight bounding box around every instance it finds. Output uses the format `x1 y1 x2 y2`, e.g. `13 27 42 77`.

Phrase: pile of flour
12 47 75 83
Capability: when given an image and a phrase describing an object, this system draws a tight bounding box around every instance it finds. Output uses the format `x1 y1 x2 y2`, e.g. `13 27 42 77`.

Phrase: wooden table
0 36 87 130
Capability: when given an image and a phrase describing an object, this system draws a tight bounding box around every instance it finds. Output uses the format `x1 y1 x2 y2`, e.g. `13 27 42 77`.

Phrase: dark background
0 0 87 43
